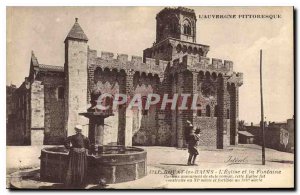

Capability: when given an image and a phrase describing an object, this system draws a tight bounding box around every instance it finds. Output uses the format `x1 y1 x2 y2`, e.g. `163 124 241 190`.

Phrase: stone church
7 7 243 148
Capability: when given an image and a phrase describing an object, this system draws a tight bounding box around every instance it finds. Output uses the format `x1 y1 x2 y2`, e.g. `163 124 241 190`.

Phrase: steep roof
39 64 64 72
31 51 39 67
65 18 88 42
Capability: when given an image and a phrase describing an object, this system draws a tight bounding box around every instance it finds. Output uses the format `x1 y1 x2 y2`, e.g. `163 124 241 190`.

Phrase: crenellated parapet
88 48 169 76
227 72 243 86
172 55 234 74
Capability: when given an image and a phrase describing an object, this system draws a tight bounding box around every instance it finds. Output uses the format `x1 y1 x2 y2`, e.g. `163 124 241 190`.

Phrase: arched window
183 24 190 34
176 44 182 53
206 105 211 117
183 20 192 35
182 45 187 53
187 25 191 35
227 109 230 119
57 86 64 100
170 21 177 33
199 48 204 56
193 47 198 55
214 105 218 117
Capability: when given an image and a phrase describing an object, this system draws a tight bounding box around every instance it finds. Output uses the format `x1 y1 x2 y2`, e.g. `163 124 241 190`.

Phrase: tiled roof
65 18 88 41
39 64 64 72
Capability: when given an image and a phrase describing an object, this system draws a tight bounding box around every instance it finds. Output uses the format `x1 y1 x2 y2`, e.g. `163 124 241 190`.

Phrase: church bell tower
156 7 197 43
143 7 208 62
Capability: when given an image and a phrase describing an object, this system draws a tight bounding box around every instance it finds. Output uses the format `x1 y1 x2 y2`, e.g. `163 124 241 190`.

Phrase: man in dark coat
64 125 90 188
186 120 201 166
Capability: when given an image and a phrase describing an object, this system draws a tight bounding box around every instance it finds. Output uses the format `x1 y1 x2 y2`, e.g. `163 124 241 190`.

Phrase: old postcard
6 6 294 189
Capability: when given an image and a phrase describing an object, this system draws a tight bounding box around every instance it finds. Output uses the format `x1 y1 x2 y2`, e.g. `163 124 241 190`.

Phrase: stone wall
42 73 65 144
83 32 241 149
229 84 238 145
7 84 29 145
93 69 122 145
132 107 158 146
223 82 231 147
31 130 44 145
131 73 158 146
65 39 88 136
30 80 45 145
86 49 240 148
193 117 217 147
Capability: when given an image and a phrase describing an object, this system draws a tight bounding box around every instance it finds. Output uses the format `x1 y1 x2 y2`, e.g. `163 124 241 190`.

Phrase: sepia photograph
5 6 294 189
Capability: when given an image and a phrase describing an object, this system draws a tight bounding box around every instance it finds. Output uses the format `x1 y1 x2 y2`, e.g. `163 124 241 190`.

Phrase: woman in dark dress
64 125 90 188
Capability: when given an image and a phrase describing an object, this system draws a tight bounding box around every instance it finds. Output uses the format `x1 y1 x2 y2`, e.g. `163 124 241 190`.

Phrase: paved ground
6 144 294 189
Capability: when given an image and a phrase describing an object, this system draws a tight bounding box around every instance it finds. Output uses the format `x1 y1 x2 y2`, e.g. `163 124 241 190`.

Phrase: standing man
186 120 201 166
64 125 90 188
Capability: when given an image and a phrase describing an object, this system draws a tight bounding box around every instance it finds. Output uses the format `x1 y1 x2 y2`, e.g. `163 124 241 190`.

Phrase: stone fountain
40 97 147 184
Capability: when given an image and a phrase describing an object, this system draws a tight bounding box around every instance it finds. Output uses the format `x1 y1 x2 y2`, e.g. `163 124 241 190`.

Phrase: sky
6 6 294 124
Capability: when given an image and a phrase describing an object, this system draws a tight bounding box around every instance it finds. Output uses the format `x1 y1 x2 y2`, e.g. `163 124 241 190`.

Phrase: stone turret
64 18 89 136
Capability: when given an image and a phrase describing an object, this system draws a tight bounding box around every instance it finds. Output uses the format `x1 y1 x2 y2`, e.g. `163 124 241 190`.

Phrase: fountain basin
40 146 147 184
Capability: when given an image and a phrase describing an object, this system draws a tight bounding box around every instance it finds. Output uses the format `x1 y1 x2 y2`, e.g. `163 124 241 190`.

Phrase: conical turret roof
65 18 88 42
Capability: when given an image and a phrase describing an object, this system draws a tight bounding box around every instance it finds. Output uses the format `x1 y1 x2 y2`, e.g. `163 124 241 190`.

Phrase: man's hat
75 124 83 132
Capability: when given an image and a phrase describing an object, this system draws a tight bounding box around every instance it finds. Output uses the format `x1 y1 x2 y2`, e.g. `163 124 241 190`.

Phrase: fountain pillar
88 116 105 145
79 111 113 154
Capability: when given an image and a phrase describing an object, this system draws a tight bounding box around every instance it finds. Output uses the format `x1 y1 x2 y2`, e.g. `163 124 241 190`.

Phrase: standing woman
64 125 90 188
